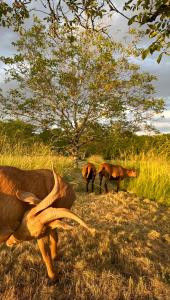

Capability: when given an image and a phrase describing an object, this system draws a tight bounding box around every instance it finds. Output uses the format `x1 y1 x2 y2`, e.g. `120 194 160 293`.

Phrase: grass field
0 152 170 299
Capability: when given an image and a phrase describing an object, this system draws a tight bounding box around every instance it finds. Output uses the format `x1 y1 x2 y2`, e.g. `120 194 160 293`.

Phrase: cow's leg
99 174 103 194
49 230 58 261
37 235 57 280
116 178 121 192
91 177 95 193
86 179 90 192
104 177 109 193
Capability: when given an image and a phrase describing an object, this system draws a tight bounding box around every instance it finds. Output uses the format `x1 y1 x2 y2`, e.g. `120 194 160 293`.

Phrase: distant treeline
0 120 169 159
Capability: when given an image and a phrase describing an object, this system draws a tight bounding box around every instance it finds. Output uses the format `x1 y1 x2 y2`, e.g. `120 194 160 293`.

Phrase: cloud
0 27 18 56
162 109 170 119
0 66 5 83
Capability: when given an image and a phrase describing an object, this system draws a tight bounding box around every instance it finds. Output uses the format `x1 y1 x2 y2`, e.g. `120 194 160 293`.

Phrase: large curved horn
39 207 96 235
29 166 60 216
48 220 75 230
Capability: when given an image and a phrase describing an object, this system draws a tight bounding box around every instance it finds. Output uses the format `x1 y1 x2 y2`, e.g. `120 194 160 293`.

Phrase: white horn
39 207 96 236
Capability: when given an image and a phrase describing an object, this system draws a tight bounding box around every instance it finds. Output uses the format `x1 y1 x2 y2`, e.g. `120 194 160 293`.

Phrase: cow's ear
16 190 41 205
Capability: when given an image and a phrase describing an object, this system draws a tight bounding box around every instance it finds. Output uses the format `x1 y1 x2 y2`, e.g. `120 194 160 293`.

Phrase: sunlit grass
0 140 74 176
111 151 170 205
87 154 105 167
0 138 169 204
0 154 74 176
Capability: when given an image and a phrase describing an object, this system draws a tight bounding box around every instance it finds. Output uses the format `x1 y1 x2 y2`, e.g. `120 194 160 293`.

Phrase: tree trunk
72 141 80 168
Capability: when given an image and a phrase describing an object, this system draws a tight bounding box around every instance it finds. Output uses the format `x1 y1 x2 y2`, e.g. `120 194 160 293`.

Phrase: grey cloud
0 27 18 56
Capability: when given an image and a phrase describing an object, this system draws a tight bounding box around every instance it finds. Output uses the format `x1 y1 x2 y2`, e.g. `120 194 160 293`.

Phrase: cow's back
0 166 54 232
0 166 53 198
0 166 75 242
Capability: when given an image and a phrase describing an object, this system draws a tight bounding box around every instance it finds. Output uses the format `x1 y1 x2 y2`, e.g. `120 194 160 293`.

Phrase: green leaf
157 53 163 64
149 31 157 38
128 15 137 25
142 49 149 59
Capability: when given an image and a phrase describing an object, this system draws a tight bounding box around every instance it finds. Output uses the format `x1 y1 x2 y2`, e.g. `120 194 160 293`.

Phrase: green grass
0 154 74 176
127 153 169 205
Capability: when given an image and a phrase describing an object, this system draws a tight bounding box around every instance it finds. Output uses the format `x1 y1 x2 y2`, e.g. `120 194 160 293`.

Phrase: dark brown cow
82 162 96 192
98 163 137 193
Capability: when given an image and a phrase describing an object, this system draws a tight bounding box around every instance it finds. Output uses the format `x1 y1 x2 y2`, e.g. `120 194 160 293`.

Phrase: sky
0 0 169 134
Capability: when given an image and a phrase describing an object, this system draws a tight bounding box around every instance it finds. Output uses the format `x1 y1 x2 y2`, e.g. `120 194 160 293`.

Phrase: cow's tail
86 165 91 178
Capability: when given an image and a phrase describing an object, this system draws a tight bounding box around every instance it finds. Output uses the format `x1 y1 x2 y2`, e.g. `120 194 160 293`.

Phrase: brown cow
98 163 137 193
6 169 95 245
0 165 94 280
82 162 96 192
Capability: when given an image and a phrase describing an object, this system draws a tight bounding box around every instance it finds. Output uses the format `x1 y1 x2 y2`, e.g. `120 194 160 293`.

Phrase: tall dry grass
115 151 170 206
0 136 169 204
0 138 74 176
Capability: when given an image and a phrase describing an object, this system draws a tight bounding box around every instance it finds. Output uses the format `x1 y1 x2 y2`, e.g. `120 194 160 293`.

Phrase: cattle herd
82 162 137 193
0 162 137 280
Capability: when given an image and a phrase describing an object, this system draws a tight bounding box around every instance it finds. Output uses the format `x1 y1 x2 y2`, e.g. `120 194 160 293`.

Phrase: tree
80 121 135 159
124 0 170 62
0 119 38 154
0 0 30 28
0 0 116 31
0 20 164 163
0 119 35 142
0 1 169 60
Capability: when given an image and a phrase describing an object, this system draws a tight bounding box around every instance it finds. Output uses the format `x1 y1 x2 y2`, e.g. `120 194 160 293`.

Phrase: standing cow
82 162 96 192
0 165 94 280
98 163 137 193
